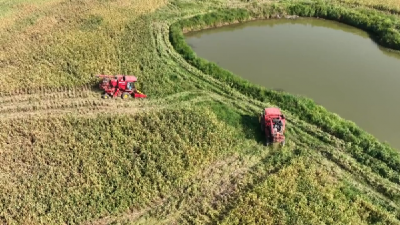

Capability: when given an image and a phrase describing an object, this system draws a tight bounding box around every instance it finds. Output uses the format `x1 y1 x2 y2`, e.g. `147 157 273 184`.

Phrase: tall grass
0 107 242 224
335 0 400 14
219 157 399 225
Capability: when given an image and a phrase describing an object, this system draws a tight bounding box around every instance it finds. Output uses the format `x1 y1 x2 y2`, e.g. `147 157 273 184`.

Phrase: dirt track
0 81 226 121
0 86 151 120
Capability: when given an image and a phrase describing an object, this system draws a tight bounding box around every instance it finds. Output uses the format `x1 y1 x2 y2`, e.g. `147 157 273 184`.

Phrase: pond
185 18 400 150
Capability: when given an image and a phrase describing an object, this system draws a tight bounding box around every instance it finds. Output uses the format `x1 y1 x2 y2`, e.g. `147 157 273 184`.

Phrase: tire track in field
0 90 137 120
155 11 400 204
83 144 273 225
82 154 245 225
0 86 222 120
287 124 400 214
0 85 100 118
151 18 400 222
88 134 305 225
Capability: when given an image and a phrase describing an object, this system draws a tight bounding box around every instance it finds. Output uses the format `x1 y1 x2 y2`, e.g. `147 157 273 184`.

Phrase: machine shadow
240 114 264 144
90 82 103 94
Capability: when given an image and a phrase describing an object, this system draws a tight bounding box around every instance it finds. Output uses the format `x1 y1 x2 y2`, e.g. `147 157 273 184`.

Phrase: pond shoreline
184 17 400 149
169 2 400 171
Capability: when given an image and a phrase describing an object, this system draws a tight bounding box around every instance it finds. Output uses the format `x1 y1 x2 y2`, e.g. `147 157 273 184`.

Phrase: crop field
1 0 400 224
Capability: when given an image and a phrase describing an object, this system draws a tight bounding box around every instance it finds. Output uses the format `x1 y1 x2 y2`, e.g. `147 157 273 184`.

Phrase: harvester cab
95 74 147 99
259 107 286 146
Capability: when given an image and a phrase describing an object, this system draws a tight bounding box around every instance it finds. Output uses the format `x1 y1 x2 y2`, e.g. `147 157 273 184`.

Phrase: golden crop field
1 0 400 224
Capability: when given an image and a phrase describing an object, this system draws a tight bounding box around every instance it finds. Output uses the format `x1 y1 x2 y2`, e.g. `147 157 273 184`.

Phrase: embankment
169 1 400 181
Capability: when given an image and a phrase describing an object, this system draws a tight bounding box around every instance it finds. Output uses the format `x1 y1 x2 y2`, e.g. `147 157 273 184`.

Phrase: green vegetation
169 0 400 188
219 157 399 225
1 0 400 224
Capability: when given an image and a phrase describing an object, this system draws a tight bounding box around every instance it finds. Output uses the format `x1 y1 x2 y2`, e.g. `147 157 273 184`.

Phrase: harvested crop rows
1 0 400 224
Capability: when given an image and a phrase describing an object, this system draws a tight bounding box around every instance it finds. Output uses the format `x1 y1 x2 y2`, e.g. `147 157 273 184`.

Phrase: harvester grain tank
259 107 286 146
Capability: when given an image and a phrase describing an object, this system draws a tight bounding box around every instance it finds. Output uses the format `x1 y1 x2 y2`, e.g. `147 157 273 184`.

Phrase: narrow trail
0 83 217 120
0 90 146 120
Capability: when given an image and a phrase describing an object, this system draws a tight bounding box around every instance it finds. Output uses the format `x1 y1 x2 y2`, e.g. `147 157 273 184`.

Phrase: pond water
185 18 400 150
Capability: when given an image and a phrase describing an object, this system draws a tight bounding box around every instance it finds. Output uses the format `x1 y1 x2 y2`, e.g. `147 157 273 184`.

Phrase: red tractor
259 107 286 146
96 74 147 99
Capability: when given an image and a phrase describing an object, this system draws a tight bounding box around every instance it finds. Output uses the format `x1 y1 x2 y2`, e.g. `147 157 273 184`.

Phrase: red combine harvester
96 75 147 99
259 107 286 146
